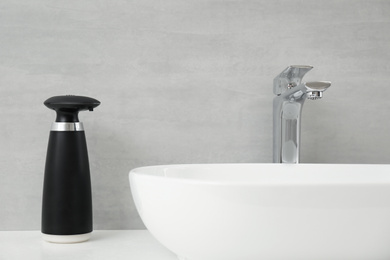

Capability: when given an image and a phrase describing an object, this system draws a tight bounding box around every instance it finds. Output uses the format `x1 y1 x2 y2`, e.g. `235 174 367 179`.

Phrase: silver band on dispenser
51 122 84 131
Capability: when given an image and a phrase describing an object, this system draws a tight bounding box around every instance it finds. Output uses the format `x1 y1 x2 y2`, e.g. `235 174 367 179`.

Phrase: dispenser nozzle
44 95 100 122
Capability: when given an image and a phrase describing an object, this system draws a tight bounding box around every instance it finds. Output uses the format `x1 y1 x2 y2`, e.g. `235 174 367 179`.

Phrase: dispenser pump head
44 95 100 122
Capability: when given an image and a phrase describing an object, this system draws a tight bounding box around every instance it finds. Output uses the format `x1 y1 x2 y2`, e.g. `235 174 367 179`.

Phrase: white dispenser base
42 232 91 243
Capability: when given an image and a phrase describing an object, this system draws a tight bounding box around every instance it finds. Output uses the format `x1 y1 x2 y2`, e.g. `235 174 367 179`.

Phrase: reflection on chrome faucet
273 65 331 163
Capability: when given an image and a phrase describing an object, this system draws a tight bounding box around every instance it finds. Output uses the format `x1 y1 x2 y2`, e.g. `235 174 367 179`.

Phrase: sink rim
130 163 390 186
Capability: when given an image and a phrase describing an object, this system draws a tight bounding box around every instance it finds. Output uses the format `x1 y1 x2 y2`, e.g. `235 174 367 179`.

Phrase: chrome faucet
273 65 331 163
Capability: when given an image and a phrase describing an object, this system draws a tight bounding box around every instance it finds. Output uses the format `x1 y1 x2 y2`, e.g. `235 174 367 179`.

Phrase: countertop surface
0 230 177 260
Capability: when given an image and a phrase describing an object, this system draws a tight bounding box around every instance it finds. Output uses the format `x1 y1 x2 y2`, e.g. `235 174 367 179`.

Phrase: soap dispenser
42 95 100 243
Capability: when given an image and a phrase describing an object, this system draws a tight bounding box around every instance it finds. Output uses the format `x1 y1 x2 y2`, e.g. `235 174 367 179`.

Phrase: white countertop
0 230 177 260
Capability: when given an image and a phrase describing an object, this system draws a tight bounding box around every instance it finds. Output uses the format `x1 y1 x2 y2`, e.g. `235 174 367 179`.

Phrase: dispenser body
42 95 99 243
42 129 92 236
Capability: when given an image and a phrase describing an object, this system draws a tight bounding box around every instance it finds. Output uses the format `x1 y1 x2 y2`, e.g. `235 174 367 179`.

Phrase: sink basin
129 164 390 260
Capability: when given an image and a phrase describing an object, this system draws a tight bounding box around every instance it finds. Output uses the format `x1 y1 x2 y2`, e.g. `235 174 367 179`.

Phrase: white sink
129 164 390 260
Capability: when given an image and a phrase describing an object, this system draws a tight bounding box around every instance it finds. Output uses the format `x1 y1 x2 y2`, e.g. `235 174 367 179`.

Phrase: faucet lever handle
273 65 313 95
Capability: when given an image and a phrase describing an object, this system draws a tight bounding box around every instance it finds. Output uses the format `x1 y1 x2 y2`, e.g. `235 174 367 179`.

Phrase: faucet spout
273 66 331 163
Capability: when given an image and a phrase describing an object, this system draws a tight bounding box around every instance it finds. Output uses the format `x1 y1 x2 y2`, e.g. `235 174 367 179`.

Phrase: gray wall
1 0 390 230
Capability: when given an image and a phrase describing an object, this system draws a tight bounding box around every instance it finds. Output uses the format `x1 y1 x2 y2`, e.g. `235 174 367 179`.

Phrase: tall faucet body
273 86 305 163
273 66 330 163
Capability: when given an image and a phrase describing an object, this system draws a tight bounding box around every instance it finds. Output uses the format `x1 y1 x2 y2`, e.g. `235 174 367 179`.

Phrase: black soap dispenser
42 95 100 243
